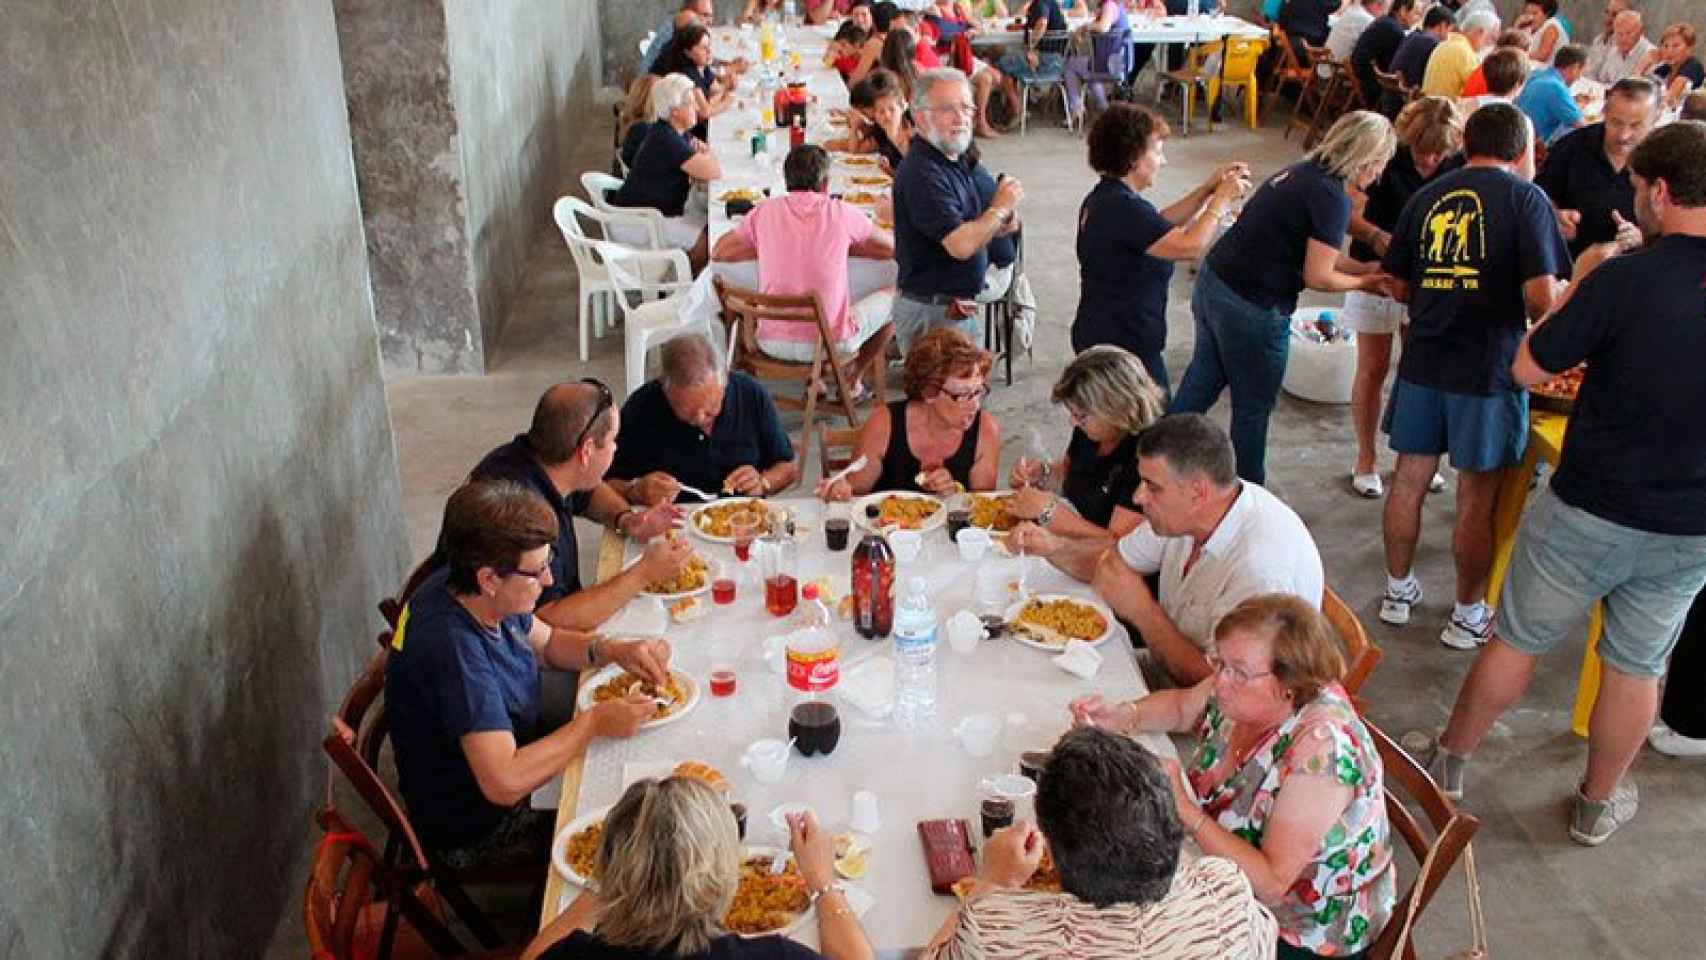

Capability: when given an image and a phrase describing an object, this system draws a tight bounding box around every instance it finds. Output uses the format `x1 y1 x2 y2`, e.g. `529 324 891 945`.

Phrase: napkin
1054 639 1103 679
838 656 895 719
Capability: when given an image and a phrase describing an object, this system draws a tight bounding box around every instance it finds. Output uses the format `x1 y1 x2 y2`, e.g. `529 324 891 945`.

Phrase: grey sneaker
1379 579 1423 626
1569 780 1639 846
1402 730 1466 801
1440 610 1494 650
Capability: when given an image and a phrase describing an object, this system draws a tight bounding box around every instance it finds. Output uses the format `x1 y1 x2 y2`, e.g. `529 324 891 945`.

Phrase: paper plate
575 666 702 731
1004 593 1116 652
687 498 775 544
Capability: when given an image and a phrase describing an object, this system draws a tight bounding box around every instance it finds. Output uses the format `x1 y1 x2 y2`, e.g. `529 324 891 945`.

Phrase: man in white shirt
1587 10 1655 84
1011 413 1324 689
1327 0 1386 63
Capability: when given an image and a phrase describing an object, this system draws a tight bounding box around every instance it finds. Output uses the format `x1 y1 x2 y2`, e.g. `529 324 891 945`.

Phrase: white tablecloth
971 13 1270 49
550 496 1173 951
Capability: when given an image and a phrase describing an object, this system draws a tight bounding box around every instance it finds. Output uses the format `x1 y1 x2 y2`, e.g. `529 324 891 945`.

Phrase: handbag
1389 840 1489 959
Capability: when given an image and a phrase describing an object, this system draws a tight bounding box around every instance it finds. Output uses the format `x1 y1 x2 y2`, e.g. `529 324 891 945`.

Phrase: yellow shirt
1421 33 1480 98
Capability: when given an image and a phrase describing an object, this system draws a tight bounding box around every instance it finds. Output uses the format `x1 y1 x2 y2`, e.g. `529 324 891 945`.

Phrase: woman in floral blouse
1072 593 1395 959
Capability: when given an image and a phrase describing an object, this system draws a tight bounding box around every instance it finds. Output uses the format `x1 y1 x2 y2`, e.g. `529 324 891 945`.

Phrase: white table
538 496 1173 952
970 13 1270 50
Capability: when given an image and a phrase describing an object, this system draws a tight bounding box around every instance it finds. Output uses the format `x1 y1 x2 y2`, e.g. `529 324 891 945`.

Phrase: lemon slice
834 848 869 880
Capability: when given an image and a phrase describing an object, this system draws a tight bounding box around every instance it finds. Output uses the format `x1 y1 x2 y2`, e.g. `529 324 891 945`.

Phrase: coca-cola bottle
851 529 895 639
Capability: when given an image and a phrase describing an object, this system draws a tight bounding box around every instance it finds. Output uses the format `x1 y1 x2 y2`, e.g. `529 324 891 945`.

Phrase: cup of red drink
730 510 760 562
711 559 737 604
709 663 738 697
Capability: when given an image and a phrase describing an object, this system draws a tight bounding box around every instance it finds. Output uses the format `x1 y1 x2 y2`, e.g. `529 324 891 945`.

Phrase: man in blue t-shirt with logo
1377 103 1571 650
1428 121 1706 846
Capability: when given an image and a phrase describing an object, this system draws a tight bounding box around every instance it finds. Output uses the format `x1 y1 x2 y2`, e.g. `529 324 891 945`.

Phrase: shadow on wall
83 508 322 955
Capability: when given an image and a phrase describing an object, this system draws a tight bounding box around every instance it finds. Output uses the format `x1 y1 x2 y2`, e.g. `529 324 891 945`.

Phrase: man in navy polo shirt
890 68 1024 351
389 480 669 869
609 333 799 499
434 380 692 633
1429 121 1706 844
1537 77 1658 257
1378 103 1571 650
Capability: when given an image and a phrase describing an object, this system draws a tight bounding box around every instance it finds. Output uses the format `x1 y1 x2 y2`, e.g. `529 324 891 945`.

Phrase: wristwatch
616 504 646 535
1035 497 1057 528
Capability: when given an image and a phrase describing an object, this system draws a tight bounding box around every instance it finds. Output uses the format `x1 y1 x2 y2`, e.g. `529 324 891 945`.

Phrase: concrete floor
384 101 1704 957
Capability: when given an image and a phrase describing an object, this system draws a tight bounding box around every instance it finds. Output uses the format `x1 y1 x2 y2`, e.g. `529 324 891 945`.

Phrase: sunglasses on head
571 378 614 452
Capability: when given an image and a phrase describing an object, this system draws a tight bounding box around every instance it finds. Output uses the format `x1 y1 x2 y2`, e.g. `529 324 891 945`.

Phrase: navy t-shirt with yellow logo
1384 166 1571 396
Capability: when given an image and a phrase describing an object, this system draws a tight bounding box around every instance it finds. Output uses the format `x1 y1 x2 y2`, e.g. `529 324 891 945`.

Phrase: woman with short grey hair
523 775 875 960
611 72 721 269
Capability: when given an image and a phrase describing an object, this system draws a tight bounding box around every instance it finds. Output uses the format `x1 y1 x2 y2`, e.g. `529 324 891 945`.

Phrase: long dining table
536 495 1175 953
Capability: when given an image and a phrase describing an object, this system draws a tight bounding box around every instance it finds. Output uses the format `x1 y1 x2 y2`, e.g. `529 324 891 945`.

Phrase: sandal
1351 472 1384 498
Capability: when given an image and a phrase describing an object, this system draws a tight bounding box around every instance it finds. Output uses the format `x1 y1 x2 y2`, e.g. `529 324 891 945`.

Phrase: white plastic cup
955 527 992 562
888 529 922 562
850 790 882 833
955 713 1001 757
743 739 790 783
946 610 985 654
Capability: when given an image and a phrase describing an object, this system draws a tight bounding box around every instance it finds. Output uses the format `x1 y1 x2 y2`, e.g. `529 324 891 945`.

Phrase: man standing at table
609 333 799 500
1538 77 1659 257
432 380 690 633
1010 413 1323 690
1421 8 1499 98
1377 104 1572 649
1426 121 1706 845
890 67 1023 351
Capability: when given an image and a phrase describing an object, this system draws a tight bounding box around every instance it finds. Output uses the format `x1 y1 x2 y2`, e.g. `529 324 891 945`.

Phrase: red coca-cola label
786 647 838 692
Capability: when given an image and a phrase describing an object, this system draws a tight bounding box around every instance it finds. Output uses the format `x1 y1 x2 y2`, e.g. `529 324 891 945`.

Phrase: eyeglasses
923 103 977 116
570 379 614 453
500 545 556 582
1208 654 1274 686
940 383 990 405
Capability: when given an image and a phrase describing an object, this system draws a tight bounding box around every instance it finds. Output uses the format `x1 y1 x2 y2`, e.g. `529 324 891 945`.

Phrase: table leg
1572 606 1605 738
1484 445 1542 606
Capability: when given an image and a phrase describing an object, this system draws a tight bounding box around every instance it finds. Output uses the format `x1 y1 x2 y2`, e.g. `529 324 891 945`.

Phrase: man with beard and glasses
889 67 1023 350
1425 121 1706 846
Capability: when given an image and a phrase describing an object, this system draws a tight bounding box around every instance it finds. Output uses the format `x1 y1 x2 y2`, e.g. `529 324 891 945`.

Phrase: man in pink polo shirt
712 144 896 397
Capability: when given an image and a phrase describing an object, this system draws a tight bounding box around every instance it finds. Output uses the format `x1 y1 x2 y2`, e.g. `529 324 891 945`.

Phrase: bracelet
587 635 604 668
808 882 850 916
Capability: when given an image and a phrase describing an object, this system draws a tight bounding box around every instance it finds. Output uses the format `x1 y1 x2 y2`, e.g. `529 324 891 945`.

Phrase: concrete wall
446 0 606 360
0 0 409 956
338 0 605 375
602 0 679 86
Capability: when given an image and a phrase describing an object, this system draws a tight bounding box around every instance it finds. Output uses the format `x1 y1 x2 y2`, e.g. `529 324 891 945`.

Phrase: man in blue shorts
1428 121 1706 845
1377 102 1571 648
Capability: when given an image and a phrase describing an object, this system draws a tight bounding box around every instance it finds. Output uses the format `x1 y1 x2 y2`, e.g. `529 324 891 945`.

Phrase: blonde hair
1394 95 1464 158
593 777 741 956
1214 594 1346 704
1306 110 1397 182
650 73 699 122
1050 346 1166 437
621 74 660 141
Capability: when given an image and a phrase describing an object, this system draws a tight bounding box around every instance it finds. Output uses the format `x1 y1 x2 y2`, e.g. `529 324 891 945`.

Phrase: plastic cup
888 529 922 562
742 738 789 783
954 713 1001 757
955 527 992 562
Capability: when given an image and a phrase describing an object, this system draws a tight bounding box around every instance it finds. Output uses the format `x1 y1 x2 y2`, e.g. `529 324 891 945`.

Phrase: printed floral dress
1185 682 1396 956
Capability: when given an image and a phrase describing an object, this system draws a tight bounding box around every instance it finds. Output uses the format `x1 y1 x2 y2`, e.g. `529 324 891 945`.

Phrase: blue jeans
1171 264 1290 485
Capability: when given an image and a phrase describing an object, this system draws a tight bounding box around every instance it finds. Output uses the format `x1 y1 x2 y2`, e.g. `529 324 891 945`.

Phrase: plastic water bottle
1186 0 1200 21
892 576 939 730
783 0 798 27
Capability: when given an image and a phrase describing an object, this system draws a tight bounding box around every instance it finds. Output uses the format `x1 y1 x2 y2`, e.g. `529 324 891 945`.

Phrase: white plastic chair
553 197 662 363
581 171 669 249
597 241 716 396
640 31 655 59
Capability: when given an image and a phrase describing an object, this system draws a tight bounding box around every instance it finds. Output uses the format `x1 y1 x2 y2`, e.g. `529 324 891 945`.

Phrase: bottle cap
802 583 820 600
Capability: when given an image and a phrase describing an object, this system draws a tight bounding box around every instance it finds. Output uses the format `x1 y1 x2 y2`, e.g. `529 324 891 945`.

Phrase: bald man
1587 10 1655 83
431 380 693 632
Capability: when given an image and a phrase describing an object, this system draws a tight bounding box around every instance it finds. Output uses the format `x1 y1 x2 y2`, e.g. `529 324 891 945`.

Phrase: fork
677 482 719 502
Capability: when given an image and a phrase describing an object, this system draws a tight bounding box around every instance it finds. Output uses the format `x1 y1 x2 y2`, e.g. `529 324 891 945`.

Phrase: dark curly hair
901 327 992 401
1086 102 1170 178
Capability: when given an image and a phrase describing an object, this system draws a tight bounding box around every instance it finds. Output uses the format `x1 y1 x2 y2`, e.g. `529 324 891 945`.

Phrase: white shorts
1341 290 1404 335
661 215 706 250
758 289 894 362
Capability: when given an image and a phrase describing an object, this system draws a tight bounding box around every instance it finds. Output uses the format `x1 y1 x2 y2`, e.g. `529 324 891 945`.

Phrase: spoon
822 454 868 492
676 482 719 502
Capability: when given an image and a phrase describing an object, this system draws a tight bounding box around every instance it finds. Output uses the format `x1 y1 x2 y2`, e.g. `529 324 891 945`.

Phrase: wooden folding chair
1303 59 1366 149
1323 586 1383 707
715 277 875 480
1365 721 1483 960
379 557 439 629
1264 24 1314 116
818 425 860 479
1284 42 1335 142
1373 64 1416 118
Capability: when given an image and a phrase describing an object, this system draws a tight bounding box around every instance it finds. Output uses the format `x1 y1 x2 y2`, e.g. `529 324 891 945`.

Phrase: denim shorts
997 50 1065 82
1498 487 1706 677
1383 377 1527 473
890 292 979 354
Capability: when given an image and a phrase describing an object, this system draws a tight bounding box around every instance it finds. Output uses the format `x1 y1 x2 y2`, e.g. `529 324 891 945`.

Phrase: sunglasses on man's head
571 378 614 452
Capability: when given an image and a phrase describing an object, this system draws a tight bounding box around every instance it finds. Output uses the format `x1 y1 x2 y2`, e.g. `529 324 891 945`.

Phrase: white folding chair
582 170 670 249
553 197 664 363
597 241 715 396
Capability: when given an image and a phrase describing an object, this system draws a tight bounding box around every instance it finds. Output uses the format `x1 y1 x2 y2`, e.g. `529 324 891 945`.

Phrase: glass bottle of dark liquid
851 529 895 639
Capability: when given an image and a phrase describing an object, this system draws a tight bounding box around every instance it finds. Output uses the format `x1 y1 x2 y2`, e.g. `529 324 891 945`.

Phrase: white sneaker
1351 472 1384 498
1570 780 1639 846
1428 472 1447 493
1440 610 1493 650
1379 579 1423 625
1649 722 1706 758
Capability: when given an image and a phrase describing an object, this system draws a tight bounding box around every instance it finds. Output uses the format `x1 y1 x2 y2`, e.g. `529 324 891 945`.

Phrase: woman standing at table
523 777 875 960
1072 594 1397 960
1172 110 1396 485
1072 103 1248 394
817 328 1002 498
1006 346 1165 545
613 74 723 271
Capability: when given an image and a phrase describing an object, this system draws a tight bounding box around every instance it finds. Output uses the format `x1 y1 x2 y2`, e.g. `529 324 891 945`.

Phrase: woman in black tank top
816 329 1001 500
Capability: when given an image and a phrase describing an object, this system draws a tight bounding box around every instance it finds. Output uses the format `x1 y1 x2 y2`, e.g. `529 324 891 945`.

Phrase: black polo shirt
970 163 1016 269
1351 15 1408 107
613 123 695 217
1206 159 1351 314
1536 123 1635 258
1062 429 1142 529
1072 176 1175 361
893 136 987 298
608 372 795 498
1390 31 1438 88
448 435 590 605
1530 234 1706 535
1384 166 1571 395
1280 0 1336 45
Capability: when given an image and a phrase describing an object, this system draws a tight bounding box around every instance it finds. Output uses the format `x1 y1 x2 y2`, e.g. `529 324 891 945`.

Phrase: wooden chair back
379 556 439 629
305 815 467 960
818 425 860 478
1365 720 1482 960
333 641 395 771
1323 586 1383 706
323 716 431 874
1373 64 1413 105
715 277 863 479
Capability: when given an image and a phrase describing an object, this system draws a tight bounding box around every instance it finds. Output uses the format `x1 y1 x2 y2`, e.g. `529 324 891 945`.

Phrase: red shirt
1460 65 1488 97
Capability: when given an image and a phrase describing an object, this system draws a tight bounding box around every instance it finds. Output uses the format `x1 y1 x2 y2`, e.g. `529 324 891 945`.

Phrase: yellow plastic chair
1207 36 1270 130
1157 40 1224 135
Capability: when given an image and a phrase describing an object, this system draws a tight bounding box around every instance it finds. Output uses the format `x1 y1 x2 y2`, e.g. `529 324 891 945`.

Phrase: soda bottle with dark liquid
851 528 895 639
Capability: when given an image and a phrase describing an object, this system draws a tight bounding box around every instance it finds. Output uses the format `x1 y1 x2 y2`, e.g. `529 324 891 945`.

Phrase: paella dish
968 493 1021 532
644 553 709 596
872 494 941 530
1011 596 1110 648
563 821 604 882
692 499 774 539
718 187 764 203
725 853 811 935
591 670 692 718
